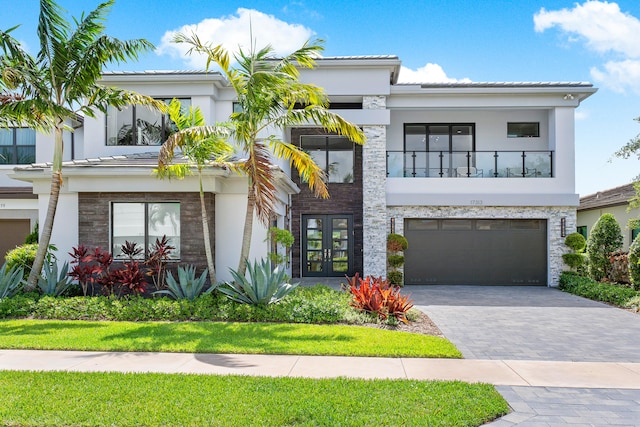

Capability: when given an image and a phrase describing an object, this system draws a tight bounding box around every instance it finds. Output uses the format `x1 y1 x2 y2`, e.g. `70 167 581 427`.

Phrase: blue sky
2 0 640 195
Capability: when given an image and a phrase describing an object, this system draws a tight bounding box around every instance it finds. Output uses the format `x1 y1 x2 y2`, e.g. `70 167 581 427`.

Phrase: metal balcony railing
386 150 554 178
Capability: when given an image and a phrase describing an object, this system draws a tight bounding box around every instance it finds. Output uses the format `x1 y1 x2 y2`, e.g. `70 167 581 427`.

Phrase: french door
302 214 353 277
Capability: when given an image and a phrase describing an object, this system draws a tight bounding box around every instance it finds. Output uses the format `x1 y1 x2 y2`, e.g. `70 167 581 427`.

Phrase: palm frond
269 138 328 198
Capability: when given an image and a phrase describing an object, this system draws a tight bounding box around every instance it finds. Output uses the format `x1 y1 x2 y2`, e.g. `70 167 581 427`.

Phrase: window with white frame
111 202 180 259
0 128 35 164
106 98 191 146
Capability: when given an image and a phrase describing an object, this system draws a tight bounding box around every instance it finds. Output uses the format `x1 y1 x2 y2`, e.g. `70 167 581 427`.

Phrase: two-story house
7 56 596 286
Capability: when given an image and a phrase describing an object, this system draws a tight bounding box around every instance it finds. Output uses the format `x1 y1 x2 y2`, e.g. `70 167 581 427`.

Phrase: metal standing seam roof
578 183 636 211
14 152 231 170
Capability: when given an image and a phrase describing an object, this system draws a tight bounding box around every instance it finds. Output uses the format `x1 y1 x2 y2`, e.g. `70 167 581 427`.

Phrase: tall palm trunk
26 124 64 290
238 190 256 275
198 172 216 285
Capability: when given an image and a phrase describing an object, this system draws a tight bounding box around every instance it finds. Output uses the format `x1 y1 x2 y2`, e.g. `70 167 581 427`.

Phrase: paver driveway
412 285 640 426
412 285 640 362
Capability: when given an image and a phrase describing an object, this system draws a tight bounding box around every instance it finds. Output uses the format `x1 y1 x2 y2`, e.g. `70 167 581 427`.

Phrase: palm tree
0 0 166 289
174 34 366 275
156 99 233 285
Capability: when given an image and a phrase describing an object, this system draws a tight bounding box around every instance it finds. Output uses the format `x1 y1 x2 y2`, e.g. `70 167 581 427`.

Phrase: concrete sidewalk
2 349 640 390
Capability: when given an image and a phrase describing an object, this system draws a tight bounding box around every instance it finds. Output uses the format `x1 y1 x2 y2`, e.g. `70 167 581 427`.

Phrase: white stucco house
0 56 596 286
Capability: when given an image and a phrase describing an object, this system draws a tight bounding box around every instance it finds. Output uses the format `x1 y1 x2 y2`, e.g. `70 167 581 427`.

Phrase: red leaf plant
347 273 414 324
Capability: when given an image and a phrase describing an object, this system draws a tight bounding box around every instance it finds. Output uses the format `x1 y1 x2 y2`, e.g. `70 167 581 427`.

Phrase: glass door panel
302 215 353 277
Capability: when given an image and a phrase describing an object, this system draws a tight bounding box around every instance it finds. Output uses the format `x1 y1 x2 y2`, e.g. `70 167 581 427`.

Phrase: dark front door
302 214 353 277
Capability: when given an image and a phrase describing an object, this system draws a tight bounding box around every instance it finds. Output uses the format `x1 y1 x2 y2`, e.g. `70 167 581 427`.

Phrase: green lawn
0 319 462 358
0 370 508 426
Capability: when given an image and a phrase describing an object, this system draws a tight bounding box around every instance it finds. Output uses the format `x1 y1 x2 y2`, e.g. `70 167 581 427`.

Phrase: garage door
404 219 547 285
0 219 30 259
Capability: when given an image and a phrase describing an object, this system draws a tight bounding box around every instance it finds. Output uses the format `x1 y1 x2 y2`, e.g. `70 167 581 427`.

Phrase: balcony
386 150 554 178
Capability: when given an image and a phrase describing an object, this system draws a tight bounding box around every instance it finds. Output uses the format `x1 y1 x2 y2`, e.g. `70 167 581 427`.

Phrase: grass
0 370 508 426
0 319 462 358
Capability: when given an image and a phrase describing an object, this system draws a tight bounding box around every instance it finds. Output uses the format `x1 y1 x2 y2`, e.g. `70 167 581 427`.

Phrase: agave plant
154 265 210 300
219 259 299 306
0 262 25 299
38 261 74 296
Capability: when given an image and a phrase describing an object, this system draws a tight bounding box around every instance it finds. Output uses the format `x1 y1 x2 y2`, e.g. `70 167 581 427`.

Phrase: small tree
387 233 408 286
562 232 587 273
586 213 623 281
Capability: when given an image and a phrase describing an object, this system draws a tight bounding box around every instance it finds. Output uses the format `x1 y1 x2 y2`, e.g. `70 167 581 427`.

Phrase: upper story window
106 98 191 146
0 128 35 165
300 135 354 183
508 122 539 138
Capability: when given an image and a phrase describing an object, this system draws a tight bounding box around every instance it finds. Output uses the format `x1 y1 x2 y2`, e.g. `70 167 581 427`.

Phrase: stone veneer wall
289 128 363 277
386 205 576 287
362 96 388 277
78 192 214 272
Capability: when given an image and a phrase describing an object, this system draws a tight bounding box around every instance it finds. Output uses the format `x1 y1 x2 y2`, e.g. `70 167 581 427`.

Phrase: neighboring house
5 57 596 286
577 183 640 251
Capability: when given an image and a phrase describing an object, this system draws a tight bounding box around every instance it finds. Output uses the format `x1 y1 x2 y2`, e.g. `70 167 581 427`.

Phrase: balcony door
404 124 474 177
302 214 353 277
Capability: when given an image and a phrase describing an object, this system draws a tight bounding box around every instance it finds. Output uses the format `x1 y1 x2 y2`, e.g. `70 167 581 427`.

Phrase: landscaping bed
559 272 640 312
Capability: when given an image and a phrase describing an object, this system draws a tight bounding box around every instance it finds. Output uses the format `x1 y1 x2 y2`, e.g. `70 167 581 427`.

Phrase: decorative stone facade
289 128 364 277
362 96 388 277
78 192 215 273
386 205 576 286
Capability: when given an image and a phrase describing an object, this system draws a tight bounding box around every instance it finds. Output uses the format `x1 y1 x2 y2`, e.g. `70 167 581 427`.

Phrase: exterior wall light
561 217 566 237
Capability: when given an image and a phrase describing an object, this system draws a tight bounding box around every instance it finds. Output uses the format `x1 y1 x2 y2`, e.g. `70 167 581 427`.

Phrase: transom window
0 128 35 165
106 98 191 146
111 202 180 259
508 122 540 138
300 135 354 183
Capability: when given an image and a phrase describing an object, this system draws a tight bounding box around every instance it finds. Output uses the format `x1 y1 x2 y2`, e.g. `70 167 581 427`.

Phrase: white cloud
534 1 640 58
156 8 315 69
575 109 590 120
534 1 640 93
591 59 640 94
397 63 471 84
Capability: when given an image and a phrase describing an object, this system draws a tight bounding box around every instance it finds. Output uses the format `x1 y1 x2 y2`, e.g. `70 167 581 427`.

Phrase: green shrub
5 243 38 280
559 272 638 306
387 255 405 268
219 259 299 306
608 251 629 283
387 233 408 252
24 222 38 244
0 285 369 324
565 232 586 252
387 270 404 286
562 253 586 271
0 293 38 318
586 213 623 281
629 235 640 290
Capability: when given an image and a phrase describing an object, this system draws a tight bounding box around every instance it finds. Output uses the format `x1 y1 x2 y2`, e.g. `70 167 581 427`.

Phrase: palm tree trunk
26 125 64 290
238 190 256 275
198 173 216 286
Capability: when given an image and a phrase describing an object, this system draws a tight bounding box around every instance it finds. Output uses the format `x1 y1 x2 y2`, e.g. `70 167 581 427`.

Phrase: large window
0 128 35 164
403 123 475 177
106 98 190 146
300 135 354 183
111 202 180 259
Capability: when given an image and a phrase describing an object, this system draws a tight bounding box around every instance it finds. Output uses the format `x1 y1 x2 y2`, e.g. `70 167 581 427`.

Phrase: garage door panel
405 219 546 285
0 220 30 259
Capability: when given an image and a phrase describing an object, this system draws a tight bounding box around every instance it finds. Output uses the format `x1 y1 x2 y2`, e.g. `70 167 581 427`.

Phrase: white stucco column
362 96 387 277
